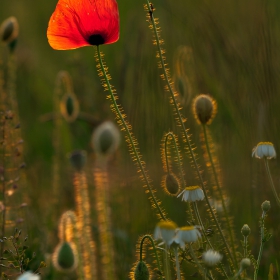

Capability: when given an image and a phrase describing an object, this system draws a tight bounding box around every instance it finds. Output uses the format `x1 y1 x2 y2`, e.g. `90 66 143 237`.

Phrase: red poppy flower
47 0 119 50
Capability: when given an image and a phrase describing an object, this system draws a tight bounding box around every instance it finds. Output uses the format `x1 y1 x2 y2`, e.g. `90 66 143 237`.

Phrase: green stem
202 124 237 267
174 247 181 280
96 46 166 221
144 1 235 268
264 159 280 207
164 243 171 280
140 235 163 280
254 212 266 280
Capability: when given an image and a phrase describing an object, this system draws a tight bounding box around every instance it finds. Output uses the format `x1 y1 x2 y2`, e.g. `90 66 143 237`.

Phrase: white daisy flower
202 249 222 266
154 220 177 246
252 142 276 159
177 186 204 202
174 226 201 249
17 272 40 280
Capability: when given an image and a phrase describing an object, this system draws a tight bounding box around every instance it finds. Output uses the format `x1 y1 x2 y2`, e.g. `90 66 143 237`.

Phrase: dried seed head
192 94 217 125
69 150 87 171
162 173 180 196
241 224 251 237
134 261 150 280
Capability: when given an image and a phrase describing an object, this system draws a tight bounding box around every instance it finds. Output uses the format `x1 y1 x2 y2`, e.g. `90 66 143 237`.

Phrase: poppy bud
134 261 150 280
69 150 87 171
162 173 180 196
52 241 78 272
91 121 120 156
0 17 19 51
192 94 217 125
60 93 80 123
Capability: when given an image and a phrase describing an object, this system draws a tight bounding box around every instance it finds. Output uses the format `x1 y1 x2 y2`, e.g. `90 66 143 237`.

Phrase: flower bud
69 150 87 171
192 94 217 125
241 224 251 237
162 173 180 196
91 121 120 156
60 93 80 123
0 17 19 44
52 242 78 272
261 200 271 213
240 258 251 270
134 261 150 280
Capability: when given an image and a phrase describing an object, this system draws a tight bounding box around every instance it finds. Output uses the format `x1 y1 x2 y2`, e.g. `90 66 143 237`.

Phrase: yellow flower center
180 226 195 231
156 220 177 230
184 186 200 191
257 142 273 147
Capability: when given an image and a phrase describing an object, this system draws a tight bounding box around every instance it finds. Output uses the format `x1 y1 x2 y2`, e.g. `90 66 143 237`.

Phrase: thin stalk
202 124 237 267
140 235 163 280
264 158 280 207
96 45 166 221
164 243 171 280
174 247 181 280
144 1 235 268
254 212 266 280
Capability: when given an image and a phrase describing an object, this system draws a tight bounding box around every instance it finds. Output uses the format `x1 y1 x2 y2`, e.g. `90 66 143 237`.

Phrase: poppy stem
95 45 166 221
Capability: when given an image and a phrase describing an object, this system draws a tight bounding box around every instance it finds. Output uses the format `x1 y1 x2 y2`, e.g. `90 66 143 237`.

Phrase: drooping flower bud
69 150 87 171
162 173 180 196
0 16 19 44
134 261 150 280
192 94 217 125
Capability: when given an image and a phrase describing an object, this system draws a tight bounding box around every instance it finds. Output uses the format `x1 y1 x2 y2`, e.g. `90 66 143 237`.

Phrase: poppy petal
47 0 119 50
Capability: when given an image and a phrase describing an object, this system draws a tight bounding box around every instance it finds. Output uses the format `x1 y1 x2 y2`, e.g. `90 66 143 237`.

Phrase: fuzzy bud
261 200 271 213
60 93 80 123
240 258 251 270
52 242 78 272
192 94 217 125
69 150 87 171
241 224 251 237
134 261 149 280
162 173 180 196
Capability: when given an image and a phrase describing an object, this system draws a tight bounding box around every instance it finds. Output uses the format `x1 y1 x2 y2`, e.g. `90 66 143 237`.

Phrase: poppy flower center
88 34 105 45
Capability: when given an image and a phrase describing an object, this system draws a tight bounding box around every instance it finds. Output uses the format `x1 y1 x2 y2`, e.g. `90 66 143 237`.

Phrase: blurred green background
1 0 280 279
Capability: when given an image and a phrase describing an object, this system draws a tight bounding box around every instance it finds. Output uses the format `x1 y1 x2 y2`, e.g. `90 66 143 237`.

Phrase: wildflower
202 249 222 266
175 226 201 249
252 142 276 159
47 0 120 50
177 186 204 202
16 272 40 280
0 16 19 44
154 220 177 246
192 94 217 125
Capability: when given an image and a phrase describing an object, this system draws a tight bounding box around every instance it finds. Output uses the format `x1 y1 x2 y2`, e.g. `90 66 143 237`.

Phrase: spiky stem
144 1 235 268
96 45 166 221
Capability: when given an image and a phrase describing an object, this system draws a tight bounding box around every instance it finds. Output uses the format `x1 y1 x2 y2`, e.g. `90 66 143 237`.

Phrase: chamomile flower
177 186 204 202
202 249 222 266
154 220 177 246
175 226 201 249
17 272 40 280
252 142 276 159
